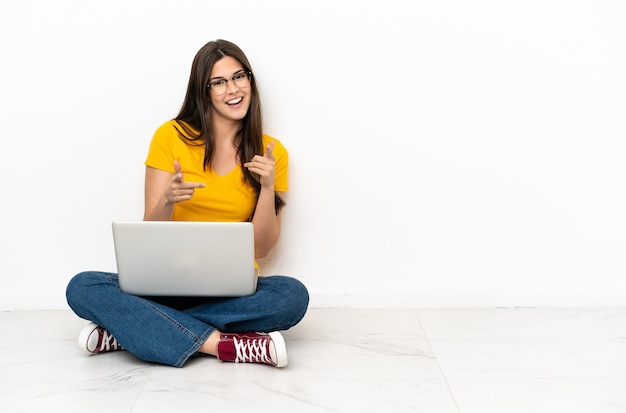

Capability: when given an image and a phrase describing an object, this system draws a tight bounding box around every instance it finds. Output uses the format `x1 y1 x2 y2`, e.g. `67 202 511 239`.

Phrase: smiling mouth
227 97 243 105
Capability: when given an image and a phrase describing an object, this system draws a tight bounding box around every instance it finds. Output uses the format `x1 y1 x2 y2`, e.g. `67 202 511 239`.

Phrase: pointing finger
173 160 183 182
265 141 275 160
180 181 205 189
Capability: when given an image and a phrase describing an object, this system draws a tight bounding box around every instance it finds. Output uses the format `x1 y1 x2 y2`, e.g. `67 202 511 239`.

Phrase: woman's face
207 56 252 124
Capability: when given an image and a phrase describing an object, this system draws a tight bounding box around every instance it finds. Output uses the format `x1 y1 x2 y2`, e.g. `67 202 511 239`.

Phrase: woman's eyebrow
209 69 245 81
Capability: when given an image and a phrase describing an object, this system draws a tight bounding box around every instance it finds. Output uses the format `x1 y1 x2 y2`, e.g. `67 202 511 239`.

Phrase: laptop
112 221 257 297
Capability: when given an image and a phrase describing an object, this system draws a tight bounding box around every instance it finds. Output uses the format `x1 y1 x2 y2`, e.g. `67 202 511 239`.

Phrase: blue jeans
66 271 309 367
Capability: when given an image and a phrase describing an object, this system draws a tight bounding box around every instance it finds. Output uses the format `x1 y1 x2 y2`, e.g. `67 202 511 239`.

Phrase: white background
1 0 625 309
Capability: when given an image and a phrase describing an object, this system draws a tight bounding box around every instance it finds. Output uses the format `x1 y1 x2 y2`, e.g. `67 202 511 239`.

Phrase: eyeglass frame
206 71 253 95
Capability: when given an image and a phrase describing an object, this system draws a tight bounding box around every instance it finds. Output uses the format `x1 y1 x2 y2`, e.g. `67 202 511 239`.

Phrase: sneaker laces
99 329 122 352
232 336 273 364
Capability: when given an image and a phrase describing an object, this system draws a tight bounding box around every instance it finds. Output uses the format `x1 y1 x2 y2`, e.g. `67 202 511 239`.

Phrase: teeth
227 97 243 105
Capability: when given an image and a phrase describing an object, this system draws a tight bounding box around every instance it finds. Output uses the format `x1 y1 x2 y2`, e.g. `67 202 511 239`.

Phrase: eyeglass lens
209 72 250 95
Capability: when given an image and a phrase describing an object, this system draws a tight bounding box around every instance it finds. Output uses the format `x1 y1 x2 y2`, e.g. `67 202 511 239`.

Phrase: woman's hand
163 160 205 204
143 161 204 221
244 141 276 189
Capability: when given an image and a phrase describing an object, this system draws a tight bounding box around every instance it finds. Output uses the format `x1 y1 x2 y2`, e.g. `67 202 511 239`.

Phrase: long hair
174 39 285 214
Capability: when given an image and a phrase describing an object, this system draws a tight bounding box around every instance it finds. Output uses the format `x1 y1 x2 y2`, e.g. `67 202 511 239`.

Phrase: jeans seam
139 297 212 367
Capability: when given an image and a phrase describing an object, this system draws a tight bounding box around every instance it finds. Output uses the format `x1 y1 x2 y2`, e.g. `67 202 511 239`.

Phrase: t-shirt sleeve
145 121 178 173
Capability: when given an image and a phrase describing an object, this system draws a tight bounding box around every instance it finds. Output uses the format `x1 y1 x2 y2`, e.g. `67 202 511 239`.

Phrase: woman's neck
212 117 242 146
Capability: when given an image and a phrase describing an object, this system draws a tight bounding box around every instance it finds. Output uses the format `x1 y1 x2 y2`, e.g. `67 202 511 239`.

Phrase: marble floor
1 307 626 413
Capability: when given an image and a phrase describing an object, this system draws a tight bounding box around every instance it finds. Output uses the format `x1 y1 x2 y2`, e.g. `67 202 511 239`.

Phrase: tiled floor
1 307 626 412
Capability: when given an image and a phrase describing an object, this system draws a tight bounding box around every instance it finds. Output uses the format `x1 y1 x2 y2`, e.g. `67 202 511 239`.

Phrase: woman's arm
251 189 283 258
244 141 283 258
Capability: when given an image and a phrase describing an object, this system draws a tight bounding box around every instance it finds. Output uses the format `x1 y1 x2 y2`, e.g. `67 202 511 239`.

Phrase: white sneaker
78 322 124 354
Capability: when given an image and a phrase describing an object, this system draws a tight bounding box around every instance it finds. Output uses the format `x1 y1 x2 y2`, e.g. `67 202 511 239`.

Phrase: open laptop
112 221 257 297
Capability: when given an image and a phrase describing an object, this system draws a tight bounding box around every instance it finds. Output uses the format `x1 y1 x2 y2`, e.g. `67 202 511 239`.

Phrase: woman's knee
262 275 309 322
289 277 310 323
66 271 116 307
288 277 309 310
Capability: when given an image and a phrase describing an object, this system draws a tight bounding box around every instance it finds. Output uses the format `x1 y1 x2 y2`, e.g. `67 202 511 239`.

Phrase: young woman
66 39 309 368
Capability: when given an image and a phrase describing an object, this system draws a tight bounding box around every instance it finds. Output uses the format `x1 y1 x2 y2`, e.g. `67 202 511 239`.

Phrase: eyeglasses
207 71 252 95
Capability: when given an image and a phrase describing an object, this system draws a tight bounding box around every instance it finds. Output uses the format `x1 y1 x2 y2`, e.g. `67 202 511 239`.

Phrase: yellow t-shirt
144 120 288 222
